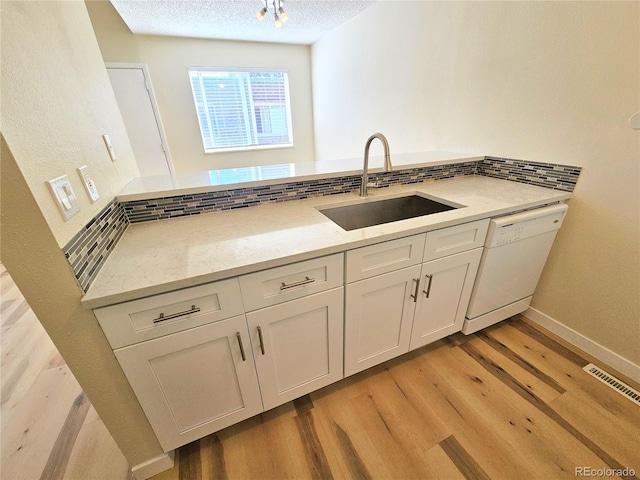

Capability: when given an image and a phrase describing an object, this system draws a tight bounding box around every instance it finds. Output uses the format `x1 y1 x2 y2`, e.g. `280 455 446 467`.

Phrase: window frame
188 66 294 154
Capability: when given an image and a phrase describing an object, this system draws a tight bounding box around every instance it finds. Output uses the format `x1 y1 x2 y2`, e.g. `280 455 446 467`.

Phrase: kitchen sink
318 194 458 231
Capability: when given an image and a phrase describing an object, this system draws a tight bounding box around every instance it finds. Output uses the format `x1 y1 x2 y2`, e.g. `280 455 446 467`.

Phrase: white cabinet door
246 288 344 410
410 248 482 351
344 265 421 377
114 316 263 452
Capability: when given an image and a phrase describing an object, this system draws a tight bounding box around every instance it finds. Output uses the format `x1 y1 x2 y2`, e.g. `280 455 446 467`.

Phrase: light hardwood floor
2 263 639 480
152 321 640 479
0 265 131 480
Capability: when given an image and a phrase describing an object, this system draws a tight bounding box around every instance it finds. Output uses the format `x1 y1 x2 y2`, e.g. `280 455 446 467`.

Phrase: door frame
105 62 175 176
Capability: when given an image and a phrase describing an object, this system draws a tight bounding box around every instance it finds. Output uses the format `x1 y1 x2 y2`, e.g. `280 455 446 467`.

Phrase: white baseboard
131 451 175 480
524 307 640 384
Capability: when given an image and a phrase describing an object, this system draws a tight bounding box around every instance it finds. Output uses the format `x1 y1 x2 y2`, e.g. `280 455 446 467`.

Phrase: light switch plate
102 134 117 162
77 165 100 203
46 175 80 221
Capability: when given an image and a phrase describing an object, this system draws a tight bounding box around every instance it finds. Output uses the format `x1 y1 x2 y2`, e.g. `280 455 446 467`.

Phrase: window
188 68 293 153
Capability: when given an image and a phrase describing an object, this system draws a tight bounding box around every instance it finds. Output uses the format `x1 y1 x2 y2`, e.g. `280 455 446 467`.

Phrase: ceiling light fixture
257 0 288 28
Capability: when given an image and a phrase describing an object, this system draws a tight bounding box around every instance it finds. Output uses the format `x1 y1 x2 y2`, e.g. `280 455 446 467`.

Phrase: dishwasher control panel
486 204 568 248
493 225 526 246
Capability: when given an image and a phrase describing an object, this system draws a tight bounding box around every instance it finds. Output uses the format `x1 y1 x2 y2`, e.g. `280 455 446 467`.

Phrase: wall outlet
46 175 80 221
102 134 117 162
77 165 100 203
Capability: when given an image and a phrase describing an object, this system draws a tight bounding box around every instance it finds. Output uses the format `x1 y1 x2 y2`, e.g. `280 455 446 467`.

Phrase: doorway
106 63 174 177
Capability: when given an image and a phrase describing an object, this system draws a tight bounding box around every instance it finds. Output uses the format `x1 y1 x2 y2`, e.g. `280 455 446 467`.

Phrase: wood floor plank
356 365 450 453
1 365 86 480
1 265 130 480
412 340 611 478
477 328 566 393
439 435 491 480
198 434 226 480
460 341 639 478
215 415 271 480
39 393 91 480
332 421 372 480
2 298 30 328
310 381 392 479
294 411 334 480
347 390 427 478
420 442 468 480
549 387 640 471
178 439 202 480
63 412 131 480
508 316 589 367
469 334 565 404
493 321 640 422
259 404 312 479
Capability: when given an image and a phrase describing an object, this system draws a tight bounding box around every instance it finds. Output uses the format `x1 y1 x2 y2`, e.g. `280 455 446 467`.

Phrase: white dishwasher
462 203 568 334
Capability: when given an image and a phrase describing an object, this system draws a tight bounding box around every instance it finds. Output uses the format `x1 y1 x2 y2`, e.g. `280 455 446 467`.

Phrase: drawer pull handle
423 274 433 298
257 326 265 355
280 276 315 291
236 332 246 362
153 305 201 324
410 278 420 303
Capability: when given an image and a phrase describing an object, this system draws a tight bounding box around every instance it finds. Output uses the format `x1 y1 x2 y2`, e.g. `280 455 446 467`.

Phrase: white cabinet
114 315 263 452
94 219 488 452
240 255 344 410
410 249 482 350
344 221 487 376
246 288 344 410
344 265 420 376
344 235 425 376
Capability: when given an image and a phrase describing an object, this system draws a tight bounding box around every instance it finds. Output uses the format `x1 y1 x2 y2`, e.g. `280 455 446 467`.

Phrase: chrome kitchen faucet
360 133 392 196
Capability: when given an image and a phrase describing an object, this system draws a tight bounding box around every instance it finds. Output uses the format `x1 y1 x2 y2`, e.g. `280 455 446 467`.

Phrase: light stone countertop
117 151 483 201
82 176 571 309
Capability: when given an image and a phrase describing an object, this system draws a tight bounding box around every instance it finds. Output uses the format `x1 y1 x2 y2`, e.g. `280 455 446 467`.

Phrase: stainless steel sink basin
318 195 458 231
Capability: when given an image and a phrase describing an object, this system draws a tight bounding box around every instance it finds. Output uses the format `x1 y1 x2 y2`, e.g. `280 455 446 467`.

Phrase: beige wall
86 1 315 173
1 1 164 466
312 1 640 364
1 1 140 247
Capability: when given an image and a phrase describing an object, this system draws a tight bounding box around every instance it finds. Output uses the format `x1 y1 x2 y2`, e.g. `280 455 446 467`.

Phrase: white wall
86 1 315 173
312 1 640 364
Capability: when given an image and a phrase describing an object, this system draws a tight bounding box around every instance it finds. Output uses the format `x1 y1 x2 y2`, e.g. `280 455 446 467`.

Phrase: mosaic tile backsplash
478 157 581 192
63 200 128 292
122 161 478 223
67 157 581 292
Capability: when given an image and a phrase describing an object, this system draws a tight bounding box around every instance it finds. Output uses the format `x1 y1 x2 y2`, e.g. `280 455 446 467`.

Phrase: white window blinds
188 69 293 153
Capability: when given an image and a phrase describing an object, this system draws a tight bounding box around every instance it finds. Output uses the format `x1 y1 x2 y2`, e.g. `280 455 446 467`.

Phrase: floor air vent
583 363 640 406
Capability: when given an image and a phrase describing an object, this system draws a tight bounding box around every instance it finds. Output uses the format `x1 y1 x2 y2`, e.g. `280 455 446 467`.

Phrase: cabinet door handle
280 276 315 290
153 305 201 324
410 278 420 303
257 326 265 355
423 274 433 298
236 332 246 361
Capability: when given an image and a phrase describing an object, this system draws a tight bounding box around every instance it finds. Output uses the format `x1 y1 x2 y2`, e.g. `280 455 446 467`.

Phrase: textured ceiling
109 0 375 45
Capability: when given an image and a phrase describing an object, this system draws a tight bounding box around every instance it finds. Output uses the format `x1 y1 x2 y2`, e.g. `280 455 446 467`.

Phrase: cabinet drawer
239 254 344 311
94 278 244 349
423 219 489 261
346 234 426 283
